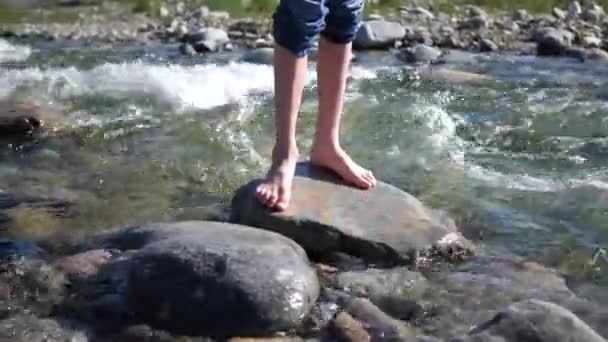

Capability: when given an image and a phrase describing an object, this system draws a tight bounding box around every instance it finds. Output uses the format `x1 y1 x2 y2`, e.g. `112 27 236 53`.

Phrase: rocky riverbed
1 163 607 341
2 1 608 62
1 1 608 341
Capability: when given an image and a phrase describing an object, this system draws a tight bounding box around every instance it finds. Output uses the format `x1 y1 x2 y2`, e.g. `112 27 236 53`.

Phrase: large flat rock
123 221 320 338
231 163 457 265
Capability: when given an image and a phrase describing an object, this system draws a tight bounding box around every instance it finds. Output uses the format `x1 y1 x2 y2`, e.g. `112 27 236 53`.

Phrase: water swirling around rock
1 35 608 340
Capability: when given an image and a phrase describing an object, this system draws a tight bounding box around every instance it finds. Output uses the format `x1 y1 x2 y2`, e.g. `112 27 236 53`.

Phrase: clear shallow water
1 38 608 283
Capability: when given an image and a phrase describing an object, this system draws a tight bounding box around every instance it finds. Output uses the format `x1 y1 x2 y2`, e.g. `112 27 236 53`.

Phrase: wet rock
125 221 320 337
460 300 605 342
565 47 608 62
0 239 47 259
420 256 608 339
342 298 416 342
334 268 429 307
479 38 498 52
0 257 67 318
0 99 45 138
229 338 303 342
231 162 457 265
535 27 574 56
330 312 371 342
179 43 197 56
183 28 230 53
354 20 406 49
240 47 274 65
399 44 443 63
53 249 113 280
0 314 87 342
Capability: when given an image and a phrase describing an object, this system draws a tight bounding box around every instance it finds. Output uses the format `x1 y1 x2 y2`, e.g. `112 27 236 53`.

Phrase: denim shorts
272 0 365 57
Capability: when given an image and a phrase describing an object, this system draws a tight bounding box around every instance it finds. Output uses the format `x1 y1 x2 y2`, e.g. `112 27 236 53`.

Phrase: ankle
311 139 341 154
272 143 299 162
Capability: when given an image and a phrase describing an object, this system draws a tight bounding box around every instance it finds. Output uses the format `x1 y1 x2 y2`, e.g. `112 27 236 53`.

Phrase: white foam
0 39 31 63
0 61 278 111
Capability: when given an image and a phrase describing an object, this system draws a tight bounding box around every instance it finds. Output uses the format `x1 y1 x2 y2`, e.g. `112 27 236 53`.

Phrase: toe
364 171 377 187
268 190 279 208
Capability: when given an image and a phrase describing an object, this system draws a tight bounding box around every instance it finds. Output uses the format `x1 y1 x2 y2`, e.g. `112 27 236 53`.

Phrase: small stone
461 16 490 30
399 44 443 63
513 9 530 21
411 7 435 20
193 6 210 20
159 5 169 18
466 5 487 18
240 47 274 65
331 312 371 342
343 298 416 342
53 249 113 279
208 11 231 21
354 20 407 49
569 0 582 18
583 35 602 48
553 7 567 20
179 43 197 56
480 38 498 52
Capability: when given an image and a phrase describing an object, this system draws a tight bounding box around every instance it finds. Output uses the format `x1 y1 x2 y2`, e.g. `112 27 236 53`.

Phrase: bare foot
310 144 376 189
255 148 298 211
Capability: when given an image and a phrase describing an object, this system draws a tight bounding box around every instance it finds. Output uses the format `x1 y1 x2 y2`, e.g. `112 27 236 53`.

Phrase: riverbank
1 1 607 60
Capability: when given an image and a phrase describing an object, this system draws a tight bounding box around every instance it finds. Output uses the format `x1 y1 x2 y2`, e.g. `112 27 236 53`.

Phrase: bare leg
255 43 307 211
310 36 376 189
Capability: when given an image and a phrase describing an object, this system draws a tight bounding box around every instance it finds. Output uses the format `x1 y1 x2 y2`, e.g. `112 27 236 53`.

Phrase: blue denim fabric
273 0 365 57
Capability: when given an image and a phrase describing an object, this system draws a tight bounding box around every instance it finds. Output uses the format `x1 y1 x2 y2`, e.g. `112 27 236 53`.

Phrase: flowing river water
1 37 608 286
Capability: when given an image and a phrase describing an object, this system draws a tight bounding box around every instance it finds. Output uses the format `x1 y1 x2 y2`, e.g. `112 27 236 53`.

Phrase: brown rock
343 298 416 342
231 162 458 265
331 312 371 342
53 249 113 279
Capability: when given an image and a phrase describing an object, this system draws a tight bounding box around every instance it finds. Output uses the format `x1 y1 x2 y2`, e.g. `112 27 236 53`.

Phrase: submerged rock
459 299 606 342
420 255 608 339
124 221 320 337
231 162 457 265
0 314 87 342
354 20 406 49
240 47 274 65
0 99 45 138
341 297 417 342
0 238 47 259
399 44 442 63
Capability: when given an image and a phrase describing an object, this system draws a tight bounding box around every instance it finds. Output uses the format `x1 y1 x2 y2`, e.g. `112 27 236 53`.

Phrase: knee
272 0 327 57
322 0 364 44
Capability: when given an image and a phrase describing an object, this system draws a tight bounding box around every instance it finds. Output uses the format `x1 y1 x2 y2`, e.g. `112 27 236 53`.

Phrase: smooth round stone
124 221 320 337
461 300 606 342
231 162 458 265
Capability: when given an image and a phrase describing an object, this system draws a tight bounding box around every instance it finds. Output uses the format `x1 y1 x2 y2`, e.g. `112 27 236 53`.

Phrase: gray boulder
459 299 606 342
240 47 274 65
124 221 320 337
231 162 457 265
354 20 406 49
535 27 574 56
